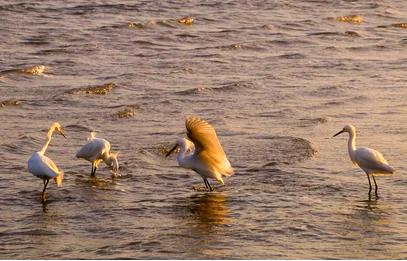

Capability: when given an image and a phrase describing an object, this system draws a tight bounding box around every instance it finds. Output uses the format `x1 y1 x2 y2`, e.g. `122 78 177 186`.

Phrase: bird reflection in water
175 192 231 258
356 197 380 211
354 196 392 216
335 198 394 259
41 199 49 213
74 173 118 189
87 176 116 188
351 197 393 237
188 192 230 228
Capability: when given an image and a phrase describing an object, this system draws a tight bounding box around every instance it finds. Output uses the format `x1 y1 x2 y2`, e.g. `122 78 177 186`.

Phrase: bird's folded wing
76 139 108 159
356 147 394 173
185 116 226 156
39 154 62 177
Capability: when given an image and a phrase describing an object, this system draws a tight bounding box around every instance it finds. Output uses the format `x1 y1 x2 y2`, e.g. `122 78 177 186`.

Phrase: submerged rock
20 65 46 75
128 22 145 29
112 105 140 118
0 65 46 76
335 15 363 24
0 99 21 108
391 23 407 29
177 16 194 25
65 83 115 95
299 117 328 126
344 31 361 37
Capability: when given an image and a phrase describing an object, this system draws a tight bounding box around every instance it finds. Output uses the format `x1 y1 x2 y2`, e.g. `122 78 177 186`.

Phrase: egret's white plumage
76 132 119 177
27 122 66 202
333 124 395 196
167 116 234 191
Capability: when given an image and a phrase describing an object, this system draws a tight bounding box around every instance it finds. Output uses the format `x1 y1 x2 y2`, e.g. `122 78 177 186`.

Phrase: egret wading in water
333 124 395 197
27 122 66 203
76 132 119 177
166 116 234 191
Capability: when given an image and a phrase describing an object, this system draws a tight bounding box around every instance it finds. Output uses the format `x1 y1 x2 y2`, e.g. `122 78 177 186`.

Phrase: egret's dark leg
366 172 372 196
203 178 209 189
91 162 96 177
372 175 378 196
42 179 49 203
204 178 214 192
42 179 49 193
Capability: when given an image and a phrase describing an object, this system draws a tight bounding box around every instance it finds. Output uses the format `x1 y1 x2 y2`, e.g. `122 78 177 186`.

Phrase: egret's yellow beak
166 144 179 157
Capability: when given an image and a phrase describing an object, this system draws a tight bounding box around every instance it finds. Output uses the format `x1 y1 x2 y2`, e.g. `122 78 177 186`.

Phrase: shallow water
1 0 407 259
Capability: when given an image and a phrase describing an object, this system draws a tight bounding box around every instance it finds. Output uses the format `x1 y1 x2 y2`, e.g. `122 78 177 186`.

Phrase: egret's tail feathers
54 172 64 187
372 165 395 176
217 176 225 185
381 164 395 174
223 166 234 176
388 165 396 174
220 160 234 177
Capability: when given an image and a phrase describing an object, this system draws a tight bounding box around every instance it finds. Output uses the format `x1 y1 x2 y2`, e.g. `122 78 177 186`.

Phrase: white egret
76 132 119 177
166 116 234 191
333 124 395 196
27 122 66 202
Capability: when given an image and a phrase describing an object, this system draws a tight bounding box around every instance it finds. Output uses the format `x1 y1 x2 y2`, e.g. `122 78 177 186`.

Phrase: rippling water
1 0 407 259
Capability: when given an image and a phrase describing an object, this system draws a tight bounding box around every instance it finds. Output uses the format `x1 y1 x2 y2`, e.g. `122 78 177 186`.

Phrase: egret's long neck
102 151 112 164
347 130 357 162
177 142 192 168
40 127 56 155
101 151 119 171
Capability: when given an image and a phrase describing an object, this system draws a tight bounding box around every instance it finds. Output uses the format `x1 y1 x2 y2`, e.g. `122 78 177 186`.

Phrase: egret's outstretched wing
186 116 233 176
76 138 109 161
195 150 234 177
186 116 225 155
355 147 395 174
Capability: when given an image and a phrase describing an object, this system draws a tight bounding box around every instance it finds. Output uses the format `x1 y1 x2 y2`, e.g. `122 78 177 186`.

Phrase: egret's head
87 131 96 140
108 151 120 173
165 138 193 157
51 122 67 138
333 124 356 137
54 172 64 187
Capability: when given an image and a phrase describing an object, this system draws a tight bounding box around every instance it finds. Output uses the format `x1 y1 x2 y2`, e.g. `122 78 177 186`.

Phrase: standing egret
166 116 234 191
27 122 66 202
76 132 119 177
333 124 395 197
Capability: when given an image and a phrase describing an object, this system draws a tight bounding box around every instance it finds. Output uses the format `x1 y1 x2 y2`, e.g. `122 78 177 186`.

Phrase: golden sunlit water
1 0 407 259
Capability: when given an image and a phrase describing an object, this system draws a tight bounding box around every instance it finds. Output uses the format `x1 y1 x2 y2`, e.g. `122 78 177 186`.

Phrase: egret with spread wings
333 124 395 197
27 122 66 202
76 132 119 177
166 116 234 191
